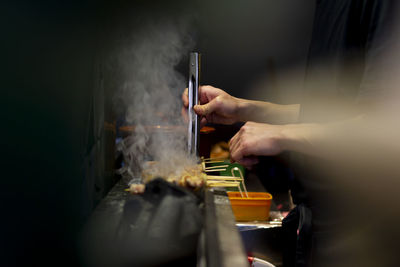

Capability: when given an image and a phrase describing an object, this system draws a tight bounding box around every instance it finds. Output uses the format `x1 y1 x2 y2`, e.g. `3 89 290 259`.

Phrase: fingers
194 96 222 116
199 85 223 104
228 124 260 169
229 136 248 164
181 88 189 122
185 85 213 107
230 142 247 164
229 124 253 163
184 86 215 114
186 85 233 126
229 133 240 162
229 125 246 160
239 156 259 169
182 88 189 107
200 117 207 128
182 90 208 126
230 143 258 169
181 106 189 123
198 85 211 104
193 103 209 116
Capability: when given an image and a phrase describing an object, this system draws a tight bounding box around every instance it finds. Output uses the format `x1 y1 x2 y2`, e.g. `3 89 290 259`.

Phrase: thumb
193 101 217 116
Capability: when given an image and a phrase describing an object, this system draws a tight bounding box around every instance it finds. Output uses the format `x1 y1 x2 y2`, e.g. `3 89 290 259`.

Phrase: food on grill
125 159 245 194
128 183 146 194
140 162 206 190
180 165 207 188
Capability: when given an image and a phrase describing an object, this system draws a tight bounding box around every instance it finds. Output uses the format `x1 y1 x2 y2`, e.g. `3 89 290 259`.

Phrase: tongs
187 52 201 157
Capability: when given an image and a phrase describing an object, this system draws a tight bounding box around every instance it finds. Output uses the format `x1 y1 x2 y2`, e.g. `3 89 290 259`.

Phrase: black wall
1 1 314 266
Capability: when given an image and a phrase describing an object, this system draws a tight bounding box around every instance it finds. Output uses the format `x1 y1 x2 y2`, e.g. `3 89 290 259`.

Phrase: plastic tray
227 192 273 222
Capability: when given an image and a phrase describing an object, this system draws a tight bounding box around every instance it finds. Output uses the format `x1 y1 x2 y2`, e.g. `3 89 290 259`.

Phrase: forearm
236 99 300 124
278 123 321 156
278 116 364 157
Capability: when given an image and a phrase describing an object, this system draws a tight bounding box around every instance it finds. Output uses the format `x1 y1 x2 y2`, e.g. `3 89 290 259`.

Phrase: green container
209 160 245 192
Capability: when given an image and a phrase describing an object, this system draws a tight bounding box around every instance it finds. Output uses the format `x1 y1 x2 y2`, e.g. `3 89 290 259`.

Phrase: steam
114 18 197 182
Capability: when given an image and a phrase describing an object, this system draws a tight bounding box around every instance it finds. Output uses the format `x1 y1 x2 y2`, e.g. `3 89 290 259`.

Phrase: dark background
1 1 314 266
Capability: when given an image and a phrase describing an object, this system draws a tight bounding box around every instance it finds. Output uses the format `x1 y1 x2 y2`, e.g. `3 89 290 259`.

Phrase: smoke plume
113 18 197 182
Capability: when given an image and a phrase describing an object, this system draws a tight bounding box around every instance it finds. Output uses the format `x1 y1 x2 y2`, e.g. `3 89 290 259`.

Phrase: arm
236 99 300 124
228 122 315 167
182 85 300 125
229 116 364 168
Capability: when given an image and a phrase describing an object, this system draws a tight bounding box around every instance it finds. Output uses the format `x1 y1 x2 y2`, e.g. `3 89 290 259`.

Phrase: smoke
113 18 197 181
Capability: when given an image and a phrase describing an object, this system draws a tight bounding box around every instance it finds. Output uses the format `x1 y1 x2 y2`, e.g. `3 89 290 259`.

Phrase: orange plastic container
227 192 273 222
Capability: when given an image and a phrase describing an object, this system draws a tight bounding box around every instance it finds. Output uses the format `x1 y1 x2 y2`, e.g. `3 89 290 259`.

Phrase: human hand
229 122 286 168
182 85 240 127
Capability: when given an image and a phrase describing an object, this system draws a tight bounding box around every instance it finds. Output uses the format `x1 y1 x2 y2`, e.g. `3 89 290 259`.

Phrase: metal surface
188 52 201 156
82 179 201 266
239 226 283 267
84 180 249 267
237 222 282 231
200 189 249 267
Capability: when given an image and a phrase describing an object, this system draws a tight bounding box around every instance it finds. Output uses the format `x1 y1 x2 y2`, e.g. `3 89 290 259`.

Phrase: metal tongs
187 52 201 157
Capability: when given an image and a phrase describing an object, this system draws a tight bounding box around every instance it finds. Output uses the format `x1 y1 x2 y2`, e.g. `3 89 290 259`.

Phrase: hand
182 85 240 126
229 122 286 168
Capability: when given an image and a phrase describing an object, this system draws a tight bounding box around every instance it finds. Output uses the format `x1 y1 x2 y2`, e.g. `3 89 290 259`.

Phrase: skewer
202 157 227 163
207 184 238 188
231 167 249 198
237 183 244 198
207 181 240 187
205 165 229 170
207 175 239 179
203 159 225 163
204 160 226 164
207 181 239 185
206 173 244 196
202 156 226 161
207 175 242 181
205 169 227 172
207 180 244 197
207 177 242 181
